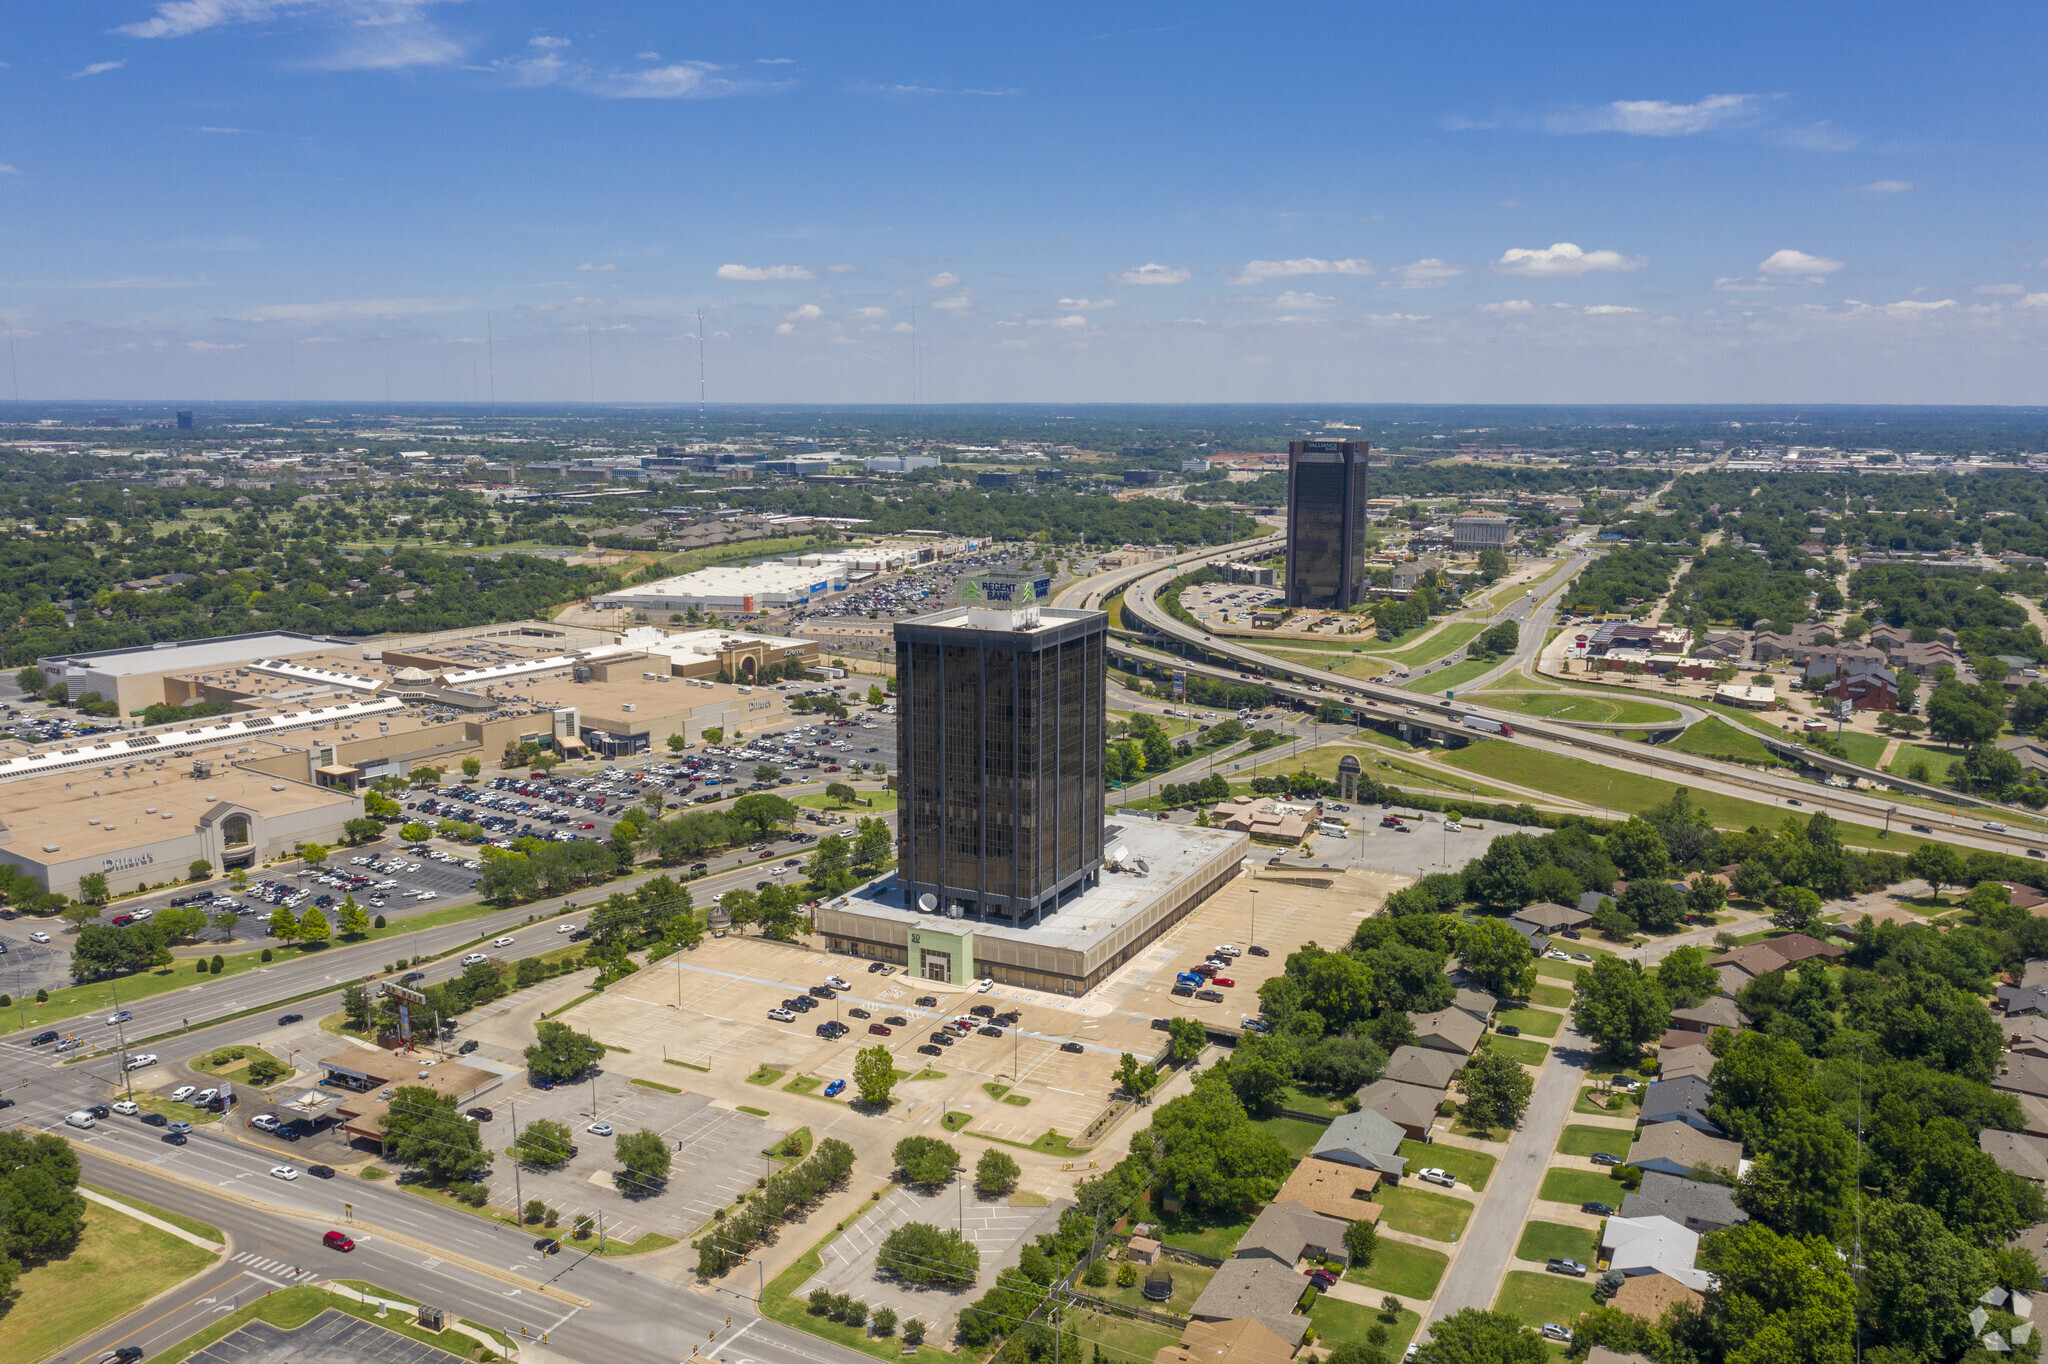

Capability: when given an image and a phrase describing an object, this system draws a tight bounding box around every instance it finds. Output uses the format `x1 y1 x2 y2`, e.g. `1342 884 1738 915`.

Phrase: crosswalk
231 1250 319 1284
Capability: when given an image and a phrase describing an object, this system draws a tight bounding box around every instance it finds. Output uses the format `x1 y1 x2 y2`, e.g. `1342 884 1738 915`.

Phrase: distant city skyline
3 1 2045 404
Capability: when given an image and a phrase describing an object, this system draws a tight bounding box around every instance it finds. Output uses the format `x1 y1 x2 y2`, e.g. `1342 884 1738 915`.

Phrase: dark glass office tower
1285 439 1370 609
894 601 1106 924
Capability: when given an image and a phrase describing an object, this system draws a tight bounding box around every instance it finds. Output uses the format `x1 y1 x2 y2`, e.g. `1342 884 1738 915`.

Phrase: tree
1460 1041 1534 1130
1698 1222 1855 1364
517 1117 576 1167
296 906 331 945
892 1136 959 1188
614 1128 672 1195
1619 878 1687 933
382 1086 489 1183
731 793 797 840
854 1044 898 1107
877 1221 980 1289
399 821 433 843
341 983 372 1031
824 781 860 808
1607 817 1671 879
975 1148 1021 1197
188 859 212 880
1298 1033 1388 1092
0 1130 86 1265
1166 1017 1208 1064
852 816 892 870
1413 1308 1548 1364
806 835 855 895
1571 955 1671 1061
1116 1053 1161 1099
524 1020 603 1083
1859 1197 1991 1360
343 817 382 844
298 842 330 867
267 905 299 943
76 871 111 905
1147 1072 1292 1211
1769 885 1824 934
1687 875 1728 920
336 897 371 939
1906 842 1967 901
14 666 47 694
1342 1216 1378 1269
1476 547 1510 583
462 756 483 778
1655 945 1719 1008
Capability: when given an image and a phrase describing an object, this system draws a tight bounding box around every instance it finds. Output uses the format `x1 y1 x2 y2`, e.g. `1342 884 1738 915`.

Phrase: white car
975 977 995 993
171 1085 196 1103
767 1008 796 1022
194 1088 219 1105
557 922 578 933
461 952 489 966
824 975 850 989
112 1099 139 1115
269 1165 299 1181
29 930 50 943
1417 1167 1455 1188
493 936 515 948
125 1053 158 1070
587 1122 614 1137
64 1110 96 1129
251 1113 281 1131
1213 944 1241 958
1545 950 1571 961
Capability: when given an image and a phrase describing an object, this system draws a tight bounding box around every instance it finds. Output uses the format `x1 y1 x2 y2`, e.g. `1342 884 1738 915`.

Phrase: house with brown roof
1709 933 1844 992
1982 1130 2048 1183
1609 1272 1706 1326
1382 1045 1462 1092
1409 1007 1487 1056
1189 1260 1314 1346
1628 1122 1744 1179
1270 1160 1381 1224
2006 1015 2048 1061
1669 997 1745 1037
1355 1079 1442 1143
1154 1318 1299 1364
1513 902 1594 935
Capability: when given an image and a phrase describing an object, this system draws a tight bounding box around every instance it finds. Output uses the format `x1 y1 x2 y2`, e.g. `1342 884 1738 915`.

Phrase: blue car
823 1079 846 1098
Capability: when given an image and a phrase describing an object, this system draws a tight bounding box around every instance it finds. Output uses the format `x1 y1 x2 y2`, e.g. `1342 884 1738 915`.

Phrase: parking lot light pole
510 1100 522 1219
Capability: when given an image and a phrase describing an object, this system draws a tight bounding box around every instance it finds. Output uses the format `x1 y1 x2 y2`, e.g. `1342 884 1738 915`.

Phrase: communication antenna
697 308 706 421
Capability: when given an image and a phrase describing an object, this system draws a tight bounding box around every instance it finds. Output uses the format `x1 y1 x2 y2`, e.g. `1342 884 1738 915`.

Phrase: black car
466 1107 494 1122
1581 1201 1615 1216
1150 1018 1171 1031
884 1015 908 1027
30 1030 58 1045
1171 984 1195 998
1246 945 1270 957
1910 823 1933 834
101 1349 144 1364
916 995 939 1008
1497 1024 1521 1037
535 1236 562 1255
930 1031 955 1046
848 1007 872 1019
978 1025 1004 1038
809 985 837 998
459 1039 479 1054
867 961 889 973
308 1164 337 1179
816 1021 848 1038
400 971 426 984
969 1003 996 1018
1589 1152 1621 1167
917 1044 943 1057
278 1013 304 1026
1060 1042 1085 1054
88 1104 110 1119
163 1131 187 1145
1787 798 1803 807
140 1111 168 1127
994 1012 1021 1027
793 997 817 1011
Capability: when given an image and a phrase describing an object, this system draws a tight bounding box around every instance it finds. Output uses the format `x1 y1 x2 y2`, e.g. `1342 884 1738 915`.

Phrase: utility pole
510 1099 522 1221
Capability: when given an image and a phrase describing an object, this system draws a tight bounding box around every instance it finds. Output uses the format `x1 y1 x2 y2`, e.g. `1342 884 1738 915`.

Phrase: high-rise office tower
1284 439 1369 609
894 573 1106 926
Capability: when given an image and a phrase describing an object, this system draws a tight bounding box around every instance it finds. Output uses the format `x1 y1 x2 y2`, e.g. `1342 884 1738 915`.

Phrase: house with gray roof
1235 1200 1352 1267
1982 1130 2048 1184
1618 1172 1748 1234
1998 1054 2048 1101
1601 1215 1712 1292
1514 902 1593 935
1638 1075 1721 1134
1409 1006 1486 1056
1628 1122 1743 1180
1381 1045 1461 1091
1311 1109 1409 1177
1450 987 1498 1022
1355 1079 1442 1143
1188 1258 1313 1346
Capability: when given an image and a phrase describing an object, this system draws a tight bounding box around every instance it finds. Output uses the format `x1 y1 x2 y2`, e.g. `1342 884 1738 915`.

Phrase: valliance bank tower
1284 439 1369 610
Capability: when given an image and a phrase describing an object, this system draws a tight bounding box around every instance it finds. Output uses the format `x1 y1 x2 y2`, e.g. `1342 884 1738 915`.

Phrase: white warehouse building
591 563 849 616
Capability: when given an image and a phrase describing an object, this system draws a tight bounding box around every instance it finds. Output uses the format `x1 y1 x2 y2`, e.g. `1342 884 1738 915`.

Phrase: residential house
1619 1172 1749 1234
1709 934 1844 993
1189 1261 1315 1346
1627 1123 1744 1179
1998 737 2048 781
1355 1079 1442 1143
1638 1075 1721 1134
1270 1159 1381 1224
1996 1054 2048 1101
1408 1007 1487 1057
1311 1110 1409 1177
1513 902 1594 936
1153 1317 1301 1364
1999 985 2048 1018
1881 639 1963 679
1659 1044 1716 1084
1981 1130 2048 1184
1449 987 1498 1023
1381 1045 1462 1092
1691 633 1749 663
2007 1015 2048 1061
1601 1215 1713 1292
1390 557 1446 592
1669 997 1745 1037
1235 1201 1351 1268
1608 1273 1707 1327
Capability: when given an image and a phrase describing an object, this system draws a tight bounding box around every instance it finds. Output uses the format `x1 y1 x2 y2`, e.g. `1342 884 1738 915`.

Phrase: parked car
867 1023 892 1036
458 1039 479 1054
587 1122 614 1137
823 1079 847 1098
916 995 939 1008
978 1025 1004 1038
1546 1258 1587 1277
768 1008 796 1022
1590 1152 1622 1167
1497 1024 1521 1037
465 1108 493 1122
884 1015 908 1027
1196 989 1224 1002
1417 1167 1455 1188
1542 1324 1574 1344
917 1044 943 1057
1060 1041 1085 1054
1581 1201 1615 1216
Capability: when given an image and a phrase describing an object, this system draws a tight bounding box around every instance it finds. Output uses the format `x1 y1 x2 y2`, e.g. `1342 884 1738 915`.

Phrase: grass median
0 1199 219 1364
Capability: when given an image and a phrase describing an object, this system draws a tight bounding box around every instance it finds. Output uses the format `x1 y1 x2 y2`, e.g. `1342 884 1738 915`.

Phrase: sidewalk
81 1186 226 1253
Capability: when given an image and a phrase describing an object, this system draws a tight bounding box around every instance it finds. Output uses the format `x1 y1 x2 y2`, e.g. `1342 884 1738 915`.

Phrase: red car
111 914 136 927
1213 977 1235 988
758 850 774 859
1192 962 1219 978
579 822 596 830
322 1230 355 1252
868 1023 892 1036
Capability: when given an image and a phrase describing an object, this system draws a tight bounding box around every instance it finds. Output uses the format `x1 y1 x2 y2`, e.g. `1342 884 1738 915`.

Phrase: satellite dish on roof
918 892 938 913
1108 843 1128 866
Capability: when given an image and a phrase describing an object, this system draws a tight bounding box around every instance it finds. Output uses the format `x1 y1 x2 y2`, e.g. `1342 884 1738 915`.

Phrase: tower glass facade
1285 439 1370 609
895 604 1106 924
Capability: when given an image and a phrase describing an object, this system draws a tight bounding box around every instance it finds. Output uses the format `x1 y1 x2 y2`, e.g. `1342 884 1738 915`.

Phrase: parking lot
475 1080 787 1245
803 1185 1070 1335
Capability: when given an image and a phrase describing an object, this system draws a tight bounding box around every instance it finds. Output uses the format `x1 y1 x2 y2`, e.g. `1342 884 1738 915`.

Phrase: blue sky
4 1 2046 404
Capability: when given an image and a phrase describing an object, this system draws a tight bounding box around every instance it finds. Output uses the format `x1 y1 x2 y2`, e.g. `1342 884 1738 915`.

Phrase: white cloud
186 339 244 351
785 304 823 321
716 263 814 281
1478 300 1533 313
774 322 796 335
119 0 461 68
1027 315 1087 328
1546 93 1761 136
529 35 570 48
1390 258 1463 289
1056 298 1116 311
1862 180 1913 194
891 321 913 332
2019 294 2048 310
1581 305 1641 315
1713 277 1776 293
73 60 126 78
637 51 660 60
1365 312 1429 322
198 126 247 133
1227 257 1374 286
1494 243 1643 277
587 62 763 99
236 296 462 321
1118 263 1191 286
1975 283 2024 296
827 264 856 274
120 0 333 39
1273 291 1336 308
0 165 15 175
1845 298 1957 317
928 272 960 288
932 295 971 312
1758 249 1844 279
757 57 793 65
853 306 889 319
577 262 615 273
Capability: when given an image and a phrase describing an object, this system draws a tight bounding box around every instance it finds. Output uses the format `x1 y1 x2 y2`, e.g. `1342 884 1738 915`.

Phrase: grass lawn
1250 1115 1330 1159
1071 1308 1186 1364
1156 1205 1258 1260
1575 1086 1642 1118
1347 1239 1449 1299
1310 1295 1420 1356
1536 959 1587 985
1278 1083 1351 1117
747 1066 786 1085
1091 1259 1218 1316
1515 1220 1598 1266
793 789 898 813
783 1075 822 1095
0 1201 218 1364
1668 716 1782 766
192 1044 293 1088
1828 730 1891 767
1482 692 1683 725
82 1184 222 1243
136 1094 224 1126
1889 741 1964 783
1494 1007 1562 1038
1379 620 1491 667
1493 1269 1599 1330
152 1286 515 1364
1538 1168 1627 1208
1487 1035 1550 1066
1400 1139 1496 1192
1527 983 1575 1009
1402 657 1499 695
1557 1125 1634 1161
1375 1186 1473 1242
